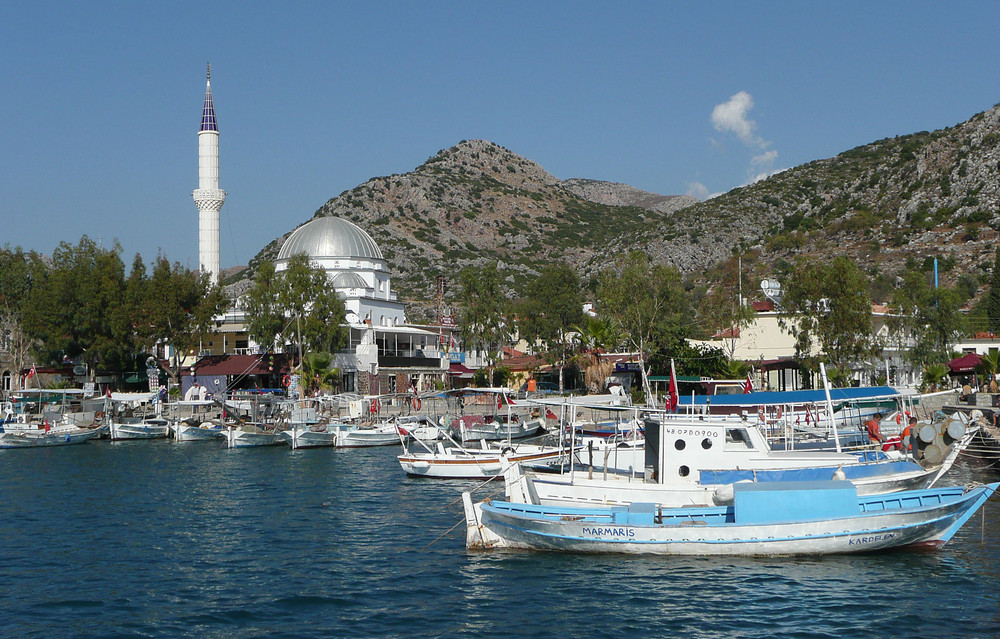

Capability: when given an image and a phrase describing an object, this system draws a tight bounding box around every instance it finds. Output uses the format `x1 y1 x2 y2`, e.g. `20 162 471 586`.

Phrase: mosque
189 68 451 396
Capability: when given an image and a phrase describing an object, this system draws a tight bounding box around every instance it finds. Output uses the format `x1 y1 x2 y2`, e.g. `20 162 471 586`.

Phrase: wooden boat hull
464 482 998 556
171 422 226 442
0 427 100 448
224 427 285 448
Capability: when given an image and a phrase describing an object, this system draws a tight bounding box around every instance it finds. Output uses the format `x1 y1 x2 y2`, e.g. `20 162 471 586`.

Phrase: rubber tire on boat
500 446 514 456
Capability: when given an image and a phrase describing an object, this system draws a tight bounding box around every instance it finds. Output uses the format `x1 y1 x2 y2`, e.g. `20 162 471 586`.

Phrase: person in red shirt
865 413 885 444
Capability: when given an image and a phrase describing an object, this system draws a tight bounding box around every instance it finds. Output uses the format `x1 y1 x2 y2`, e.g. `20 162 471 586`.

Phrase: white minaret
192 63 225 284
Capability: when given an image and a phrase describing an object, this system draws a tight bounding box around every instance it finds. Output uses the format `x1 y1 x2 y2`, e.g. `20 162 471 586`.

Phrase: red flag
106 387 112 398
545 408 558 421
25 364 37 379
743 373 753 394
666 359 679 412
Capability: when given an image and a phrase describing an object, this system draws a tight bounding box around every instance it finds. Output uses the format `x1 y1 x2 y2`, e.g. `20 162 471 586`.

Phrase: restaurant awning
947 352 981 374
449 363 475 378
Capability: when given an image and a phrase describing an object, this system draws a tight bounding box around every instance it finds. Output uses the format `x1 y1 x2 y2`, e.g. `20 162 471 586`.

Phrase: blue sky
3 2 1000 272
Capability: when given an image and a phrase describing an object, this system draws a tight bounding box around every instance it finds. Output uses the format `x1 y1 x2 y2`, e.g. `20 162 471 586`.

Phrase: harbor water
2 441 1000 638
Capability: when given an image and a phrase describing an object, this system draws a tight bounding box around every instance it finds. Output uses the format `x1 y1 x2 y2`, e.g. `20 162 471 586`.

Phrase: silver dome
331 272 368 289
277 217 383 261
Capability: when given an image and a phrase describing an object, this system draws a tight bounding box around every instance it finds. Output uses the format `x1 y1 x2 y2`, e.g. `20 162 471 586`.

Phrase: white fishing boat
167 401 227 442
223 423 285 447
463 480 999 555
0 389 105 448
107 392 170 440
394 414 443 442
448 414 546 443
397 431 578 479
502 411 976 509
217 395 291 448
0 420 102 448
281 421 400 448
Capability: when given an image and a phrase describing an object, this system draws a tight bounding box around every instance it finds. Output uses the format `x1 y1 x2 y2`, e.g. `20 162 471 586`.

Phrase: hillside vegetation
236 103 1000 314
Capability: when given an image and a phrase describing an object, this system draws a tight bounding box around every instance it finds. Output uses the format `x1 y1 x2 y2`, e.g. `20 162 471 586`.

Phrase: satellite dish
761 279 783 303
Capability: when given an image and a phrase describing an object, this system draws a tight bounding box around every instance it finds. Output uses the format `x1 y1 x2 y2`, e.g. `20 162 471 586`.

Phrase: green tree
22 237 133 373
244 254 348 364
778 255 877 371
597 251 691 402
888 267 966 367
515 262 584 392
0 246 44 388
697 254 758 358
140 256 227 382
458 262 511 386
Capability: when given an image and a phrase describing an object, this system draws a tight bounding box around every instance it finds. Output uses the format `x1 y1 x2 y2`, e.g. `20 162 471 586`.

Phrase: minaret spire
192 63 225 284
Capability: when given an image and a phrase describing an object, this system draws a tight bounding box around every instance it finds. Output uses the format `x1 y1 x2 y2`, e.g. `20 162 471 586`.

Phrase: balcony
378 354 443 369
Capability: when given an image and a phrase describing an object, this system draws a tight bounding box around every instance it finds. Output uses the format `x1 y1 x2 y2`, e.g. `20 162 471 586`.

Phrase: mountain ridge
235 102 1000 316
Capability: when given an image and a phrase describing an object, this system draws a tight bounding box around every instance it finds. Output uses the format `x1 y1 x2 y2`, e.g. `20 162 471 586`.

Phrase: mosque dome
277 217 383 261
331 272 368 289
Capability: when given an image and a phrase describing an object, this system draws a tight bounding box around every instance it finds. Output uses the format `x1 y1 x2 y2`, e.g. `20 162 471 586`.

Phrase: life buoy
757 406 765 421
414 398 422 411
896 412 902 425
282 374 291 387
776 406 783 419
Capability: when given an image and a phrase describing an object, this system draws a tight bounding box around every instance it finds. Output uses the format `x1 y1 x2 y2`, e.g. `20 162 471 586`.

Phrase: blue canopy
676 386 903 407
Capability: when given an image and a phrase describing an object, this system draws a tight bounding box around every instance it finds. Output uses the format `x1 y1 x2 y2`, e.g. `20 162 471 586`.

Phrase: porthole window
702 438 713 450
678 465 690 477
674 439 686 451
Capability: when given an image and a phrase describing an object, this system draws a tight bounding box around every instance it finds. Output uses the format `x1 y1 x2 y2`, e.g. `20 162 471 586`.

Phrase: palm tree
977 348 999 389
300 352 340 396
921 363 949 392
571 316 619 393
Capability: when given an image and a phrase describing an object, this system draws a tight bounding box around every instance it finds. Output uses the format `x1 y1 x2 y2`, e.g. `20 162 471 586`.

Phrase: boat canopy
676 386 905 407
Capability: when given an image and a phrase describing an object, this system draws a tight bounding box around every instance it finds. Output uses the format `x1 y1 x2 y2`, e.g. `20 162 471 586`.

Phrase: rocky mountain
236 102 1000 313
624 104 1000 289
239 140 696 311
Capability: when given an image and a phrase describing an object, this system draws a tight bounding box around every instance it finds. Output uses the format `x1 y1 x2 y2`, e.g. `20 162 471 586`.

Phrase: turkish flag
666 359 679 412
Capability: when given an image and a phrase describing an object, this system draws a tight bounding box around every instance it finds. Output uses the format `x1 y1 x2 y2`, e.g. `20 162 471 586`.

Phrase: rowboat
463 480 999 555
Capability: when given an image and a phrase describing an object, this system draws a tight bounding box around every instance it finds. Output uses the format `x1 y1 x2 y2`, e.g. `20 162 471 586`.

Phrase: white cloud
686 182 709 200
711 91 765 148
751 150 778 169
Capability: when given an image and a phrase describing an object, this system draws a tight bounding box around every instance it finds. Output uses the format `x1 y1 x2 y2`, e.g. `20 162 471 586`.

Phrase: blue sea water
1 441 999 639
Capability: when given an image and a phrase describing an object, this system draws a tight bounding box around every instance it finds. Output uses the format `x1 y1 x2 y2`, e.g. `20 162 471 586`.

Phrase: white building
272 216 446 395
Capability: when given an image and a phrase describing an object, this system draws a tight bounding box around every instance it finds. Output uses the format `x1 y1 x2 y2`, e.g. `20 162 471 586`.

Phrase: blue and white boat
503 412 975 509
463 480 999 556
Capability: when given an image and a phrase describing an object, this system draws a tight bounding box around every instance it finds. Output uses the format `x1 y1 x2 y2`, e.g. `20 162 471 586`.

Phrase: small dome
278 217 382 261
331 272 368 289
